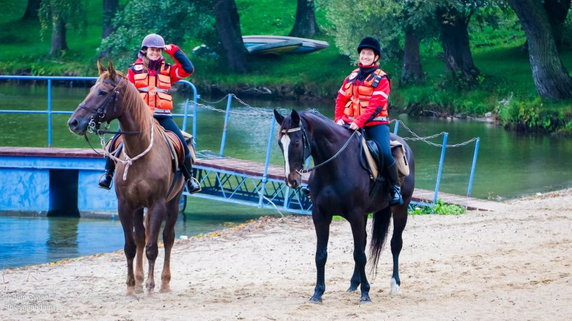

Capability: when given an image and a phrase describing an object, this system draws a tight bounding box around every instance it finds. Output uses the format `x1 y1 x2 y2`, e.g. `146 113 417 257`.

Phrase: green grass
0 0 571 132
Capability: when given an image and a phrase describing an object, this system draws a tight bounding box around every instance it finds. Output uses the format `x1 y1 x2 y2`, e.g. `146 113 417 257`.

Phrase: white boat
243 35 329 55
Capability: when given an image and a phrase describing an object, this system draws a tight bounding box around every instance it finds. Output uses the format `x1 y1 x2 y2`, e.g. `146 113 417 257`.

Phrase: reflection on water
47 217 79 262
0 198 270 269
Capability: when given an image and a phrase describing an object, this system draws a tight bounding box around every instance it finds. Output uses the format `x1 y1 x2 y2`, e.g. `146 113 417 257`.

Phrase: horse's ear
97 60 106 75
273 109 285 125
107 61 117 81
291 110 300 127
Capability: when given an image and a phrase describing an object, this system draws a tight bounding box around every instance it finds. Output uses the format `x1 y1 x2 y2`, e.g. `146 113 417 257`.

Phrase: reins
82 76 154 179
104 121 155 181
282 125 359 174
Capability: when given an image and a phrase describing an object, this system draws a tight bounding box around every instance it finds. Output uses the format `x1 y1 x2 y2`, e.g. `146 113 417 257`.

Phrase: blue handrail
0 75 198 147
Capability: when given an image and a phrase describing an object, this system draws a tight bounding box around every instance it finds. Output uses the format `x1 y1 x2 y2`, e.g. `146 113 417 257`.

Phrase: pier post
467 137 480 197
219 94 232 157
433 133 448 205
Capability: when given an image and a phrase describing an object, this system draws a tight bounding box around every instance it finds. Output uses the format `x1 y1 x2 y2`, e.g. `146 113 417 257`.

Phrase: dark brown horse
274 109 415 304
68 62 185 294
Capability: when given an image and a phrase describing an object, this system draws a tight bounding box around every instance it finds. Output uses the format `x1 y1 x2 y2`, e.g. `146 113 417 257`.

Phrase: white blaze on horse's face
280 132 303 188
280 134 292 182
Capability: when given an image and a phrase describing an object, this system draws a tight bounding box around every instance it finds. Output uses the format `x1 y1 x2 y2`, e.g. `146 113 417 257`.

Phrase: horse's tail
369 206 391 275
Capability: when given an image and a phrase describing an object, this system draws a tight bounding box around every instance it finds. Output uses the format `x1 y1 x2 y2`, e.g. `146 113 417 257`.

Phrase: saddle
360 136 410 180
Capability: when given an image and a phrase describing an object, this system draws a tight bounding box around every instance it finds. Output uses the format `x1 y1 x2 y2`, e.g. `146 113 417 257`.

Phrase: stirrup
186 177 201 194
98 173 113 190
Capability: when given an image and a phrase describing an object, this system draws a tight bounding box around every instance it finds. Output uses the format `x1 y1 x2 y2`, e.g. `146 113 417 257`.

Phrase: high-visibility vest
131 62 173 114
341 68 389 122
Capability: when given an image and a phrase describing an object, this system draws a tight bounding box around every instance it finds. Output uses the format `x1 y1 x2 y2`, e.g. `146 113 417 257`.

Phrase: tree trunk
508 0 572 99
23 0 41 20
102 0 118 38
401 27 424 84
213 0 248 73
543 0 571 47
49 13 67 56
436 6 479 82
289 0 320 38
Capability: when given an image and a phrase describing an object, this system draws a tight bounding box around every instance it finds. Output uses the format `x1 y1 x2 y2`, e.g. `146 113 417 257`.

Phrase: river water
1 82 571 268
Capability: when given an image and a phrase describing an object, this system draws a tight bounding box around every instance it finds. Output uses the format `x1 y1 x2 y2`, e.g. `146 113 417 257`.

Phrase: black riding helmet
357 36 381 57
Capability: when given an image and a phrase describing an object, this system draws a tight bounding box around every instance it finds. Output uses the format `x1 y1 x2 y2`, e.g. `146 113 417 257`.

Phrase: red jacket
334 66 390 128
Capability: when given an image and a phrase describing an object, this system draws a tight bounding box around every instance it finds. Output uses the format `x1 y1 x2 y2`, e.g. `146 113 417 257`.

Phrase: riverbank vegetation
0 0 571 134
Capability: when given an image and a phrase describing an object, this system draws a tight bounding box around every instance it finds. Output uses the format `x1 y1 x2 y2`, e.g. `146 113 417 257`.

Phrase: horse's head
274 109 311 188
67 61 126 135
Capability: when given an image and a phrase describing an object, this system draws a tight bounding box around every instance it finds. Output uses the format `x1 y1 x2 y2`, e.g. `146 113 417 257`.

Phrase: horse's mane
299 110 351 138
101 71 153 141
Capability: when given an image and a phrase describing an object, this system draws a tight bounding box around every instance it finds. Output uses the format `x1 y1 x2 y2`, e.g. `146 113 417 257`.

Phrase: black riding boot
387 162 403 206
98 157 115 190
182 158 201 194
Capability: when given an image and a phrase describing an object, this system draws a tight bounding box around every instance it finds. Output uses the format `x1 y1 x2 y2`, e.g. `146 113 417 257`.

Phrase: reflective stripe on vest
342 68 389 122
131 62 174 113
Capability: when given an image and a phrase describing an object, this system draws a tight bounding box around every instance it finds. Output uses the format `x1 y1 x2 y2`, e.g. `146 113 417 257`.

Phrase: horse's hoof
390 278 401 296
347 285 358 292
359 296 372 304
309 296 323 304
160 285 171 293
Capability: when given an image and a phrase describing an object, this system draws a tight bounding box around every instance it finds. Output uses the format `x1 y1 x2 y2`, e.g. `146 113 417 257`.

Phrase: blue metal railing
0 75 198 147
393 120 480 200
1 76 481 211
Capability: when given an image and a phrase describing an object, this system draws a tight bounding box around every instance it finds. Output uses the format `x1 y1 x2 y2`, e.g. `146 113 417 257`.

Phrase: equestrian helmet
357 36 381 57
141 33 165 50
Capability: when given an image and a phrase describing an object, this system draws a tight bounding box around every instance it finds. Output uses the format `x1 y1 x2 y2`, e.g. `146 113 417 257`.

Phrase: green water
1 82 571 268
1 82 571 199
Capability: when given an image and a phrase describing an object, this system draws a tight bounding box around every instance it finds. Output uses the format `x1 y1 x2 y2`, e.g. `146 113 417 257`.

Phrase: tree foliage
38 0 86 56
319 0 435 62
99 0 215 69
38 0 85 39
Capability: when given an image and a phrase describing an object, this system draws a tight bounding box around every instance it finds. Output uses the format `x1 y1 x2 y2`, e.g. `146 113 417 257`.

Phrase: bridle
281 120 358 175
78 77 138 136
79 76 155 181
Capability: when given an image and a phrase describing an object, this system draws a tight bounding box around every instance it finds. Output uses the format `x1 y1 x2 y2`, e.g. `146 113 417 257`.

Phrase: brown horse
67 62 185 294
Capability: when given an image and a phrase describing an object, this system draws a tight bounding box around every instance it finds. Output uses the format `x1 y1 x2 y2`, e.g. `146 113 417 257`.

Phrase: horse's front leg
144 202 166 294
160 196 180 292
348 217 367 292
349 213 371 303
118 202 137 295
133 208 145 289
390 203 408 295
310 212 332 303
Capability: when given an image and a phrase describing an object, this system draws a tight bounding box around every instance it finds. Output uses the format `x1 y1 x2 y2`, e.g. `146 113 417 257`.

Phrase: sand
1 189 571 321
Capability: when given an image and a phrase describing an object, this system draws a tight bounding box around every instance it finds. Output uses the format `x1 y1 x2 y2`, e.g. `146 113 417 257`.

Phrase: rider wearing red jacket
334 36 402 205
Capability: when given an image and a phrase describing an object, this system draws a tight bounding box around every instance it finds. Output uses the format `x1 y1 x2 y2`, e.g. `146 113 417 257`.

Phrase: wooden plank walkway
0 147 500 212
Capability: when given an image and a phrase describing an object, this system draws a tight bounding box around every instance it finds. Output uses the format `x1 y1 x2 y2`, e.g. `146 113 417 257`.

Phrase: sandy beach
1 189 571 321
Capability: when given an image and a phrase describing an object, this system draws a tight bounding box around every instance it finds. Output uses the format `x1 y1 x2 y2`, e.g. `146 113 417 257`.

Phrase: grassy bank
0 1 571 134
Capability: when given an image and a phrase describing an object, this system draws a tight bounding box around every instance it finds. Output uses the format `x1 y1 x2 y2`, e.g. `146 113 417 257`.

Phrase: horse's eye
98 90 107 96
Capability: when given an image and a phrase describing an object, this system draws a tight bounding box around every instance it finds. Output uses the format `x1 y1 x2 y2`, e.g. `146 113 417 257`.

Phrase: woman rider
334 36 402 205
98 33 201 194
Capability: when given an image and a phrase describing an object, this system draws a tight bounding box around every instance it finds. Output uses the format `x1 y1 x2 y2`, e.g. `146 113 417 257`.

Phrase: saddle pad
361 138 410 179
164 131 185 169
181 130 197 163
361 137 379 179
390 140 410 177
